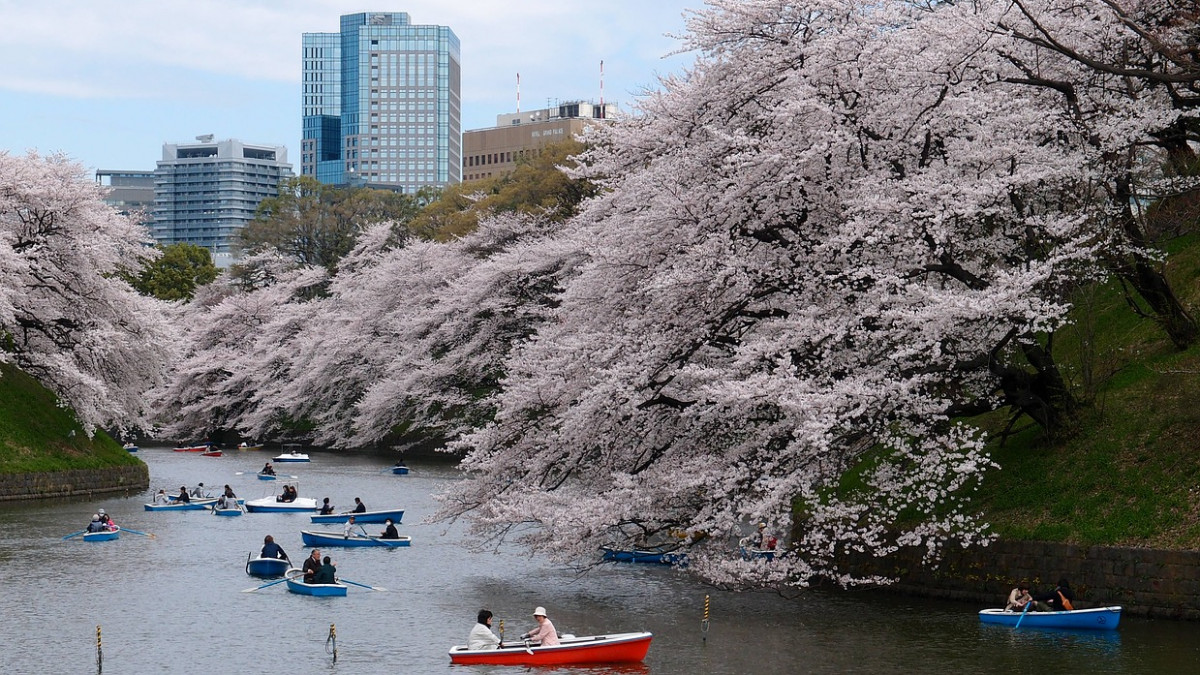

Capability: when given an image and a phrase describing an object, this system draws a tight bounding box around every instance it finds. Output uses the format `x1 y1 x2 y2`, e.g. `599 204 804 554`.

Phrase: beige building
463 100 616 181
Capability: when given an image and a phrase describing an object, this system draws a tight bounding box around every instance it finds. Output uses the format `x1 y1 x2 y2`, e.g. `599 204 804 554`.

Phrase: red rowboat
201 449 222 457
448 631 652 666
174 444 211 452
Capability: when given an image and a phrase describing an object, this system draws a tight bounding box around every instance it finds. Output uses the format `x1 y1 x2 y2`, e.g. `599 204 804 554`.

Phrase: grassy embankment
0 361 140 473
975 233 1200 550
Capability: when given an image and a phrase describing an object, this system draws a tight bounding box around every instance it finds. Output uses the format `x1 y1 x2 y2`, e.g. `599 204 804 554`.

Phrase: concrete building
302 11 461 193
463 100 616 182
152 137 292 265
95 170 155 221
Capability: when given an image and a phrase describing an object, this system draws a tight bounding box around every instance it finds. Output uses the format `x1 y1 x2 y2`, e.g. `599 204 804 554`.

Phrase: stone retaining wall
851 539 1200 620
0 466 149 501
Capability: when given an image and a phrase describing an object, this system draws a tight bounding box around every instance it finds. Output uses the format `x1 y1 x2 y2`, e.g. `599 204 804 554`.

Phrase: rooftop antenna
516 72 521 114
599 60 605 117
195 134 214 143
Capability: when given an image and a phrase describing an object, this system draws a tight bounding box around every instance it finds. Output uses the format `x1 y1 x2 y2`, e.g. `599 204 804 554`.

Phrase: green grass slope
975 234 1200 550
0 361 141 473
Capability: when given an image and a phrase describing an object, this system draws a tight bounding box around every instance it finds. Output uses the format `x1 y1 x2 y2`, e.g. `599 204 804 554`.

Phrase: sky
0 0 702 173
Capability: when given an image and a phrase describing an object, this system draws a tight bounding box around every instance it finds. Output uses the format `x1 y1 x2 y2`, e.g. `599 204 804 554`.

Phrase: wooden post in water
327 623 337 662
96 624 102 673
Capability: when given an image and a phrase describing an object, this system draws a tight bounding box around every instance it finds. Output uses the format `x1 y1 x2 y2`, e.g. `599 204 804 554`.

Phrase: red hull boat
448 631 652 666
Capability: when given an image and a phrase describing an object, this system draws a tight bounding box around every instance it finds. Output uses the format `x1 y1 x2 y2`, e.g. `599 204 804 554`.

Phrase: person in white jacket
468 609 501 650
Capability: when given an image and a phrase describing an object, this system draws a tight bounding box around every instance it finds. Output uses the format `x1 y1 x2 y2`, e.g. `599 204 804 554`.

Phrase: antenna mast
599 60 605 117
516 72 521 114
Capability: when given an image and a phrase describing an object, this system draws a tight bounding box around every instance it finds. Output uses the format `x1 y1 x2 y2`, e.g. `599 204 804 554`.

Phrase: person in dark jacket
1034 578 1076 612
302 549 322 583
313 556 337 584
260 535 288 561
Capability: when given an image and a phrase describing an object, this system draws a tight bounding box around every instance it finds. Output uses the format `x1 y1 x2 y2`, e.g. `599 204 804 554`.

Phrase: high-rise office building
302 12 461 193
152 137 292 265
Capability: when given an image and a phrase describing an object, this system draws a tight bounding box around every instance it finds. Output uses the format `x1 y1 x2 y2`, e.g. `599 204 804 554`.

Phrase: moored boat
978 606 1122 630
448 631 653 666
83 528 120 542
600 544 686 566
243 496 318 513
310 508 404 524
285 577 347 596
237 442 263 451
300 529 411 548
273 452 310 463
246 556 293 578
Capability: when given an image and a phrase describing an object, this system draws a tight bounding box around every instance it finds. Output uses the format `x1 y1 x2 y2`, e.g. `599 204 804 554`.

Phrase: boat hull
173 445 210 452
273 453 310 463
300 530 411 547
244 497 318 513
201 450 222 457
601 546 686 565
449 632 653 666
246 557 292 578
978 606 1122 630
213 507 242 516
257 473 277 480
391 466 409 475
286 578 347 596
310 509 404 524
145 499 217 511
83 529 120 542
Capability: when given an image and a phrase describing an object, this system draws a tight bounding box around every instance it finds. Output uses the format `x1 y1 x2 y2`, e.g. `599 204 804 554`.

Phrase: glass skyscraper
301 12 461 193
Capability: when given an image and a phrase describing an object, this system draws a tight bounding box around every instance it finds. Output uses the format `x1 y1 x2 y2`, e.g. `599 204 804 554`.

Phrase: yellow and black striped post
95 624 102 673
701 595 710 642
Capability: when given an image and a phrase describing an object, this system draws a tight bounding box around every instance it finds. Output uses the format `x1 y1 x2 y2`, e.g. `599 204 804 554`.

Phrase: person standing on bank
469 609 502 650
521 606 559 646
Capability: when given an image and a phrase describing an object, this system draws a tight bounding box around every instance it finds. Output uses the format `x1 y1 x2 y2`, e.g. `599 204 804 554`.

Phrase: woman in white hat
521 606 559 646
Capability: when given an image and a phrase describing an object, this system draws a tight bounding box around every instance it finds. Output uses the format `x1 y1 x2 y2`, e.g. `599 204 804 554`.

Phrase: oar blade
61 530 86 540
242 576 292 593
339 578 386 592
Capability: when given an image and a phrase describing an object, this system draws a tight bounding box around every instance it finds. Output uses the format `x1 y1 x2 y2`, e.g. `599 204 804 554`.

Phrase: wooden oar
242 574 296 593
1014 601 1032 629
61 530 87 540
119 527 156 538
339 578 387 592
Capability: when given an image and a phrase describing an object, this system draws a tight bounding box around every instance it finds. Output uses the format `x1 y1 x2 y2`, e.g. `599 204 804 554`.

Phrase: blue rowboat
300 529 412 548
310 508 404 525
600 545 687 566
978 606 1122 630
246 556 293 578
213 507 243 516
391 465 409 475
123 443 139 452
83 528 120 542
257 472 277 481
145 499 217 511
286 577 347 596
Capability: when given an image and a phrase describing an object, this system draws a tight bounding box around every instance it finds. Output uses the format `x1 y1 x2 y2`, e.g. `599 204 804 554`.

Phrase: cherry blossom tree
435 0 1124 586
0 151 173 433
991 0 1200 348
